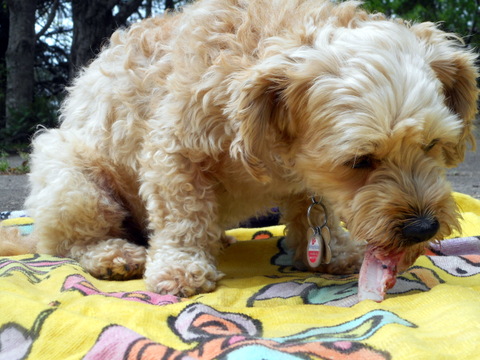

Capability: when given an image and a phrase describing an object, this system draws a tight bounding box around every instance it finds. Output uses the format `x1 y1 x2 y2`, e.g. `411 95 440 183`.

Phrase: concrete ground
445 127 480 200
0 128 479 211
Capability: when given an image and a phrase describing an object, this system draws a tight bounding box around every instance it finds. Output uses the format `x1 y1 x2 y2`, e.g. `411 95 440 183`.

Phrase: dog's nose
402 216 440 244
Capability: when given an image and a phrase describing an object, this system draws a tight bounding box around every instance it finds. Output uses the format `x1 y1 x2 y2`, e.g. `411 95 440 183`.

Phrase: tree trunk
165 0 175 11
70 0 143 79
70 0 115 77
5 0 36 129
0 4 10 129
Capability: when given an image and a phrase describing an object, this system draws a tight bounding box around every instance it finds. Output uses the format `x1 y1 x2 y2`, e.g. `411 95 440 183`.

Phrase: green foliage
0 150 9 172
1 96 58 152
362 0 480 48
0 150 29 174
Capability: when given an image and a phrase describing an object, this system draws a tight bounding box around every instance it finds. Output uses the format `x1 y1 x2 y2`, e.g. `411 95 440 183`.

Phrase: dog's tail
0 226 37 255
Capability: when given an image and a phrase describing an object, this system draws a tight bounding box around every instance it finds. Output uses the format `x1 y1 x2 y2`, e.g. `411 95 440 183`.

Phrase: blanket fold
1 192 480 359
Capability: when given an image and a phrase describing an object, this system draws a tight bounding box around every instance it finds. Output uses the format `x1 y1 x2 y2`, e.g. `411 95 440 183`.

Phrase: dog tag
321 226 331 244
320 226 332 264
306 197 333 267
307 227 323 268
323 242 332 264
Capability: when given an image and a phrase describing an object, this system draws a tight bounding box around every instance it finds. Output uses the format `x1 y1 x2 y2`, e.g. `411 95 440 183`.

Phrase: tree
35 0 71 99
0 2 9 130
70 0 144 76
363 0 480 48
5 0 36 129
1 0 172 150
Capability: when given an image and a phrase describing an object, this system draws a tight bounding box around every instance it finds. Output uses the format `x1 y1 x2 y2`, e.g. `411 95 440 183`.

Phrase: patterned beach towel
0 192 479 359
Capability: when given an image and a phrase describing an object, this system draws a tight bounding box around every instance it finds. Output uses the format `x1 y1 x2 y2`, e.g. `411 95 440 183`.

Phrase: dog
4 0 478 297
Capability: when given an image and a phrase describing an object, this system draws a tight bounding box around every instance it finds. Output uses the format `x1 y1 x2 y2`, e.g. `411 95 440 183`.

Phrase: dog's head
227 16 478 266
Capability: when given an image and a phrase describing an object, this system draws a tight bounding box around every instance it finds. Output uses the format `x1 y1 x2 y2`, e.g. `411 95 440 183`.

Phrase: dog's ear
411 22 479 166
226 57 301 183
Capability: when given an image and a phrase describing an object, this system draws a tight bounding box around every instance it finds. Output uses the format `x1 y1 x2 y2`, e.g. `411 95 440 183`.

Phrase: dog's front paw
314 250 364 274
144 250 223 296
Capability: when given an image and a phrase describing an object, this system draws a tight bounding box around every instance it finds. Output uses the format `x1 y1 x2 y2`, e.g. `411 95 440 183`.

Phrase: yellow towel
1 192 479 359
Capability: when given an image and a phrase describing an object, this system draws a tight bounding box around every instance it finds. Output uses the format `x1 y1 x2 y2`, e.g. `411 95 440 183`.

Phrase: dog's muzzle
401 216 440 244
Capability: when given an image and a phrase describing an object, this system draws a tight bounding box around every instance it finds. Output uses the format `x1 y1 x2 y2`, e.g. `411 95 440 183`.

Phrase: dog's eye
345 155 375 170
423 139 439 152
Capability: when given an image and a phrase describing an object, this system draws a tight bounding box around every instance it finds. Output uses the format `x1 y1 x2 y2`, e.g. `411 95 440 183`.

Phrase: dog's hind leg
69 238 146 280
26 130 146 279
282 194 364 274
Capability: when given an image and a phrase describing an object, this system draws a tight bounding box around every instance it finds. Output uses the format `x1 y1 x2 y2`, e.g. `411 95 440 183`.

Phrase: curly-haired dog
4 0 478 298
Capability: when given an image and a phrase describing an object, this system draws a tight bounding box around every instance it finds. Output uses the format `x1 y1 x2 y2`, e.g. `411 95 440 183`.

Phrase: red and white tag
307 229 323 267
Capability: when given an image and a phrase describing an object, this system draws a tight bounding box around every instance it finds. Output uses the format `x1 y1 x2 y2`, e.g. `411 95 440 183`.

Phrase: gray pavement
0 129 479 211
445 127 480 200
0 174 28 211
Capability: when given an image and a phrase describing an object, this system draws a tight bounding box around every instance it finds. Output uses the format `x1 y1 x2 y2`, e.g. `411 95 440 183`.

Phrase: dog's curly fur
15 0 479 296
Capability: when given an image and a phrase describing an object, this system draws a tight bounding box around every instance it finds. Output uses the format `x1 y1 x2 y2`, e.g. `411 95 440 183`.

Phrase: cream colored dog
10 0 479 296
